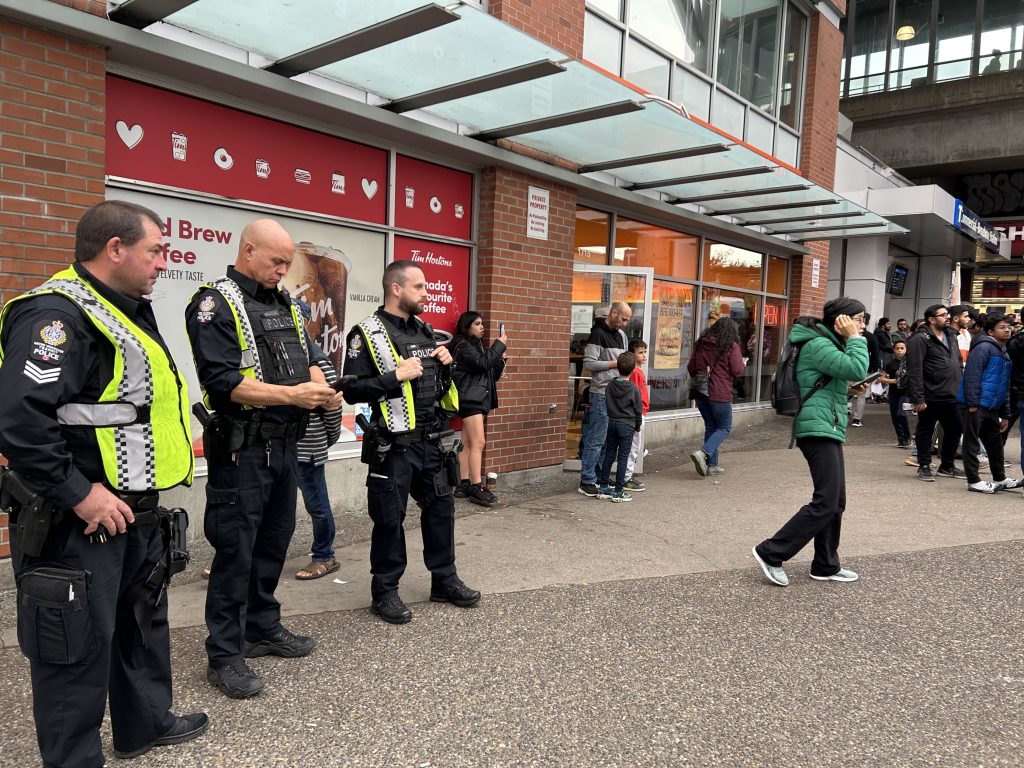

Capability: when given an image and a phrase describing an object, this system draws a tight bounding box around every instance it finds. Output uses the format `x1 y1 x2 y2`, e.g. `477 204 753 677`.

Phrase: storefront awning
101 0 905 245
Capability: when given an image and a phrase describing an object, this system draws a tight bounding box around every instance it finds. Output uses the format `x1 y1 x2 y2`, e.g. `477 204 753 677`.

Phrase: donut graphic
429 196 442 214
213 147 234 170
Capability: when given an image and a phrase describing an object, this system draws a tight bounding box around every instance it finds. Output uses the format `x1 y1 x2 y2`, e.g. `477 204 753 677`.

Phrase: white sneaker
968 480 997 494
994 478 1024 490
810 568 859 582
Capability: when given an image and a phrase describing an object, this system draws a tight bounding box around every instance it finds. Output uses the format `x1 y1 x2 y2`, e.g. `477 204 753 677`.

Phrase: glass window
712 88 746 134
700 288 759 403
575 207 610 265
625 37 671 97
649 280 696 411
936 0 977 83
766 255 788 294
848 0 890 95
671 65 711 121
615 217 699 279
889 2 930 89
584 11 623 75
746 108 775 153
629 0 714 74
775 127 799 166
588 0 622 20
759 297 788 400
779 4 806 128
702 240 764 290
717 0 781 112
980 0 1024 75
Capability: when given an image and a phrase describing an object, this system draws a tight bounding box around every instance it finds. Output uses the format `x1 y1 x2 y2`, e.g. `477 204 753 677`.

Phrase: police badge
197 294 217 324
347 333 363 359
30 319 70 366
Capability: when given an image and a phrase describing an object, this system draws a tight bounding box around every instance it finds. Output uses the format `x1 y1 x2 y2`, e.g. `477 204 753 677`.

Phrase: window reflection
575 207 609 265
629 0 714 74
766 255 788 294
718 0 781 112
701 288 758 403
616 217 698 279
584 11 623 75
759 297 787 399
702 241 764 291
780 8 806 128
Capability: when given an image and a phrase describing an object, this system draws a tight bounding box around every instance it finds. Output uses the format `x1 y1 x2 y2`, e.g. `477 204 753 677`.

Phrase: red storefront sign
105 76 388 225
394 155 473 240
993 220 1024 257
393 236 471 334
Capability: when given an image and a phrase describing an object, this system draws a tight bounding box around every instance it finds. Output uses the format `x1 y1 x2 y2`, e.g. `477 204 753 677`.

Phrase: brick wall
488 0 584 58
0 20 106 307
475 168 576 473
791 11 844 319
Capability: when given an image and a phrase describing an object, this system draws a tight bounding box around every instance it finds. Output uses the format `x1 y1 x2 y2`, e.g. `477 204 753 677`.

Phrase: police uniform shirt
342 308 452 427
0 262 169 509
186 266 313 424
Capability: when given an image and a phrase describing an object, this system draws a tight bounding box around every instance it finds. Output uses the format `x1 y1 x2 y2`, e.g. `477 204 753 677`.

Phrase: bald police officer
0 200 206 767
186 219 341 698
343 259 480 623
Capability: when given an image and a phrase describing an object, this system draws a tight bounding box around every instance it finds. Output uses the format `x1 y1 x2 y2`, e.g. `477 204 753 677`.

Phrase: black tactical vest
243 293 311 388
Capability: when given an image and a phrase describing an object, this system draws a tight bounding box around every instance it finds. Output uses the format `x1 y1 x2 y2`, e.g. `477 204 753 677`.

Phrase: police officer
343 259 480 623
0 200 207 767
185 219 341 698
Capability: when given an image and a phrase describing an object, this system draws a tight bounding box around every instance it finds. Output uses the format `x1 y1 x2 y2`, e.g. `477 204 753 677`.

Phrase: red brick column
488 0 584 58
0 18 106 556
792 11 844 319
475 168 576 473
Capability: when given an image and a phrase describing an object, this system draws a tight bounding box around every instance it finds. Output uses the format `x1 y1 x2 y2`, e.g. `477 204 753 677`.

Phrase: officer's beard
399 296 425 316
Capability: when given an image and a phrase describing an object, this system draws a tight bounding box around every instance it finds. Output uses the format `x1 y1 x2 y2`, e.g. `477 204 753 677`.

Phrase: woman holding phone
752 297 869 587
451 311 507 506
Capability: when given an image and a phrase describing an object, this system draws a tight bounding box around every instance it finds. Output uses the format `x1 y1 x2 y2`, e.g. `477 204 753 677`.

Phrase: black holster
1 467 59 558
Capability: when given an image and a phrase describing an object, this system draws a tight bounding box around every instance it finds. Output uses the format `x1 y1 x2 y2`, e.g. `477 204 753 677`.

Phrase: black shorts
459 407 487 419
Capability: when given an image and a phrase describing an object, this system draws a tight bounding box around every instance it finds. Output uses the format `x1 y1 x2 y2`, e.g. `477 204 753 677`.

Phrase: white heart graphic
116 121 144 149
361 178 378 200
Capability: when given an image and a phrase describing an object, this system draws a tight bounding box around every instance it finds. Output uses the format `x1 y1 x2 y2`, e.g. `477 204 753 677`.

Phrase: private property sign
527 186 550 239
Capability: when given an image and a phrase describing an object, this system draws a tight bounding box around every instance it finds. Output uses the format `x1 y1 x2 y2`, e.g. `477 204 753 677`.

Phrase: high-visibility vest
194 277 309 409
0 268 194 491
355 314 458 433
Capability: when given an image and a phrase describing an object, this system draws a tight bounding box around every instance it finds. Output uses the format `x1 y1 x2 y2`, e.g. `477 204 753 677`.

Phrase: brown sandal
295 558 340 580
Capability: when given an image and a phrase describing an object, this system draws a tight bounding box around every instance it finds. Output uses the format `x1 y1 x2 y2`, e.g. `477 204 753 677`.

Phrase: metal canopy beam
626 165 773 192
741 210 866 226
672 183 810 205
469 100 645 141
577 143 730 174
792 228 893 241
385 59 566 113
264 5 459 78
778 222 892 236
708 198 840 215
108 0 199 29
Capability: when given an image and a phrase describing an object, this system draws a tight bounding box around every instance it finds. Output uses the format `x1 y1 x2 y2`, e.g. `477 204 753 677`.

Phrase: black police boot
430 577 481 607
207 661 264 699
372 593 413 624
244 626 315 658
114 712 210 759
453 479 471 498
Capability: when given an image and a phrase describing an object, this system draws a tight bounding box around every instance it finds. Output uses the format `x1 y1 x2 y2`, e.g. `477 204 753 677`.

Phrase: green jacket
790 323 869 442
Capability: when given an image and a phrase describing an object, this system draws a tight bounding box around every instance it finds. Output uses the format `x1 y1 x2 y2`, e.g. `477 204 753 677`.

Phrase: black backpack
770 326 835 447
895 355 909 392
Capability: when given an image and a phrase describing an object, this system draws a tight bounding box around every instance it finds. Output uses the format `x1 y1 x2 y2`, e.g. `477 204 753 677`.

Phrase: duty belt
223 414 303 440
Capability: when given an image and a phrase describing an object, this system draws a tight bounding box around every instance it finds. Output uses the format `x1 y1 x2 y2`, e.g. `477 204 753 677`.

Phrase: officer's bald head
236 219 295 289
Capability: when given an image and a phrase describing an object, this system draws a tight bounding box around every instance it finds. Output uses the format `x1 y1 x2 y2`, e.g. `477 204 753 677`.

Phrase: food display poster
108 188 385 450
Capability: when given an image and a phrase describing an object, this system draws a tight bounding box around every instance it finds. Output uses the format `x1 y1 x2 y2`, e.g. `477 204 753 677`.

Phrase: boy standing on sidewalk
596 352 643 503
623 339 649 492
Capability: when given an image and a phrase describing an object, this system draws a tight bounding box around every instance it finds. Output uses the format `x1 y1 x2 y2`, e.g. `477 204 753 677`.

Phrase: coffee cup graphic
281 242 350 372
171 132 188 161
255 158 271 179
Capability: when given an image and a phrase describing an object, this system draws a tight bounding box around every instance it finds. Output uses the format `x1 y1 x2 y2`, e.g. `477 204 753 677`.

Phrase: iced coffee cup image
280 241 350 373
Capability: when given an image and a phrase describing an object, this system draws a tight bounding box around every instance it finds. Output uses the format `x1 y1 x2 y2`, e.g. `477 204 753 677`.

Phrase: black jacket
906 326 962 403
605 377 642 432
1005 332 1024 402
451 336 506 413
862 329 881 372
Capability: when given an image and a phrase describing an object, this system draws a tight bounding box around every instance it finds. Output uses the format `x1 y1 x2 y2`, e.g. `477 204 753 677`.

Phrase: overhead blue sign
953 199 1000 252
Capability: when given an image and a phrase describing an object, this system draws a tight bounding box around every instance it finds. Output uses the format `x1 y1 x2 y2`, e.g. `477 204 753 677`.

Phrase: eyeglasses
934 312 949 318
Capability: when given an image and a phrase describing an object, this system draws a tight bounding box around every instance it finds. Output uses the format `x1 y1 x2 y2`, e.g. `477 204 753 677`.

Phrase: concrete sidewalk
2 405 1022 767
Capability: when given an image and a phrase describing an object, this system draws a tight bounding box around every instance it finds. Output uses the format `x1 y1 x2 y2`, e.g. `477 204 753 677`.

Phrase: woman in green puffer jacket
752 297 870 587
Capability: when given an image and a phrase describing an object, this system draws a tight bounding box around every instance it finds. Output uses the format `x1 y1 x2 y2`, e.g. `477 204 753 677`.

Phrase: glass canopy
108 0 907 243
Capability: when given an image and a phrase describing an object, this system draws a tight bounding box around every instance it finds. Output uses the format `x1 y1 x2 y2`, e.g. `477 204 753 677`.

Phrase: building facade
0 0 876 557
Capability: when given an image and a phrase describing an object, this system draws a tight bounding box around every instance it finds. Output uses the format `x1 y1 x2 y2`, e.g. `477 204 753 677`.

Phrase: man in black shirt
343 259 479 624
0 200 206 766
186 219 341 698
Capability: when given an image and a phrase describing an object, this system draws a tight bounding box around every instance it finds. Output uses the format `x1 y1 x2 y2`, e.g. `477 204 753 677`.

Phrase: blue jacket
956 333 1011 416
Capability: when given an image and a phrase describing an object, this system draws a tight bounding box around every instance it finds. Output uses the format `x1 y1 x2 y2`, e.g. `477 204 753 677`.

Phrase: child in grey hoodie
596 352 644 502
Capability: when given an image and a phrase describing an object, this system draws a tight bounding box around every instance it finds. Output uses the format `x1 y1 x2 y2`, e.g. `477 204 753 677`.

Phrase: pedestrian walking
752 298 868 587
688 316 745 476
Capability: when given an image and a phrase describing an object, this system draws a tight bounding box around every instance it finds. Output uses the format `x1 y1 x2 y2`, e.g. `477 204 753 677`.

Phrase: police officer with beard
0 200 206 767
186 219 342 698
343 259 480 623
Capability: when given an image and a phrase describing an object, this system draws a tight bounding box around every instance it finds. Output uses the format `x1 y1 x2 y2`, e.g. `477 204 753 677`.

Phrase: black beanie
821 297 866 331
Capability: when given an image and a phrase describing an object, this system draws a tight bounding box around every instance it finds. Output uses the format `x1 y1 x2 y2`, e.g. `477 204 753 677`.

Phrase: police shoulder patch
347 332 363 359
30 319 71 365
197 293 218 324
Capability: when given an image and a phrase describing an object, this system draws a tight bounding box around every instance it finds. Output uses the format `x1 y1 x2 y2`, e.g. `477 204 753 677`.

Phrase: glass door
566 264 653 468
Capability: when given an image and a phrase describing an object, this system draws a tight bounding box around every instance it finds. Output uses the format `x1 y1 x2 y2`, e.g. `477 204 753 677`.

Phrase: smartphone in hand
499 323 506 336
851 371 882 389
